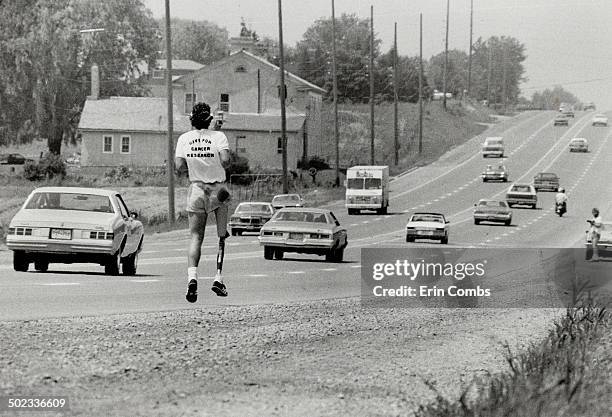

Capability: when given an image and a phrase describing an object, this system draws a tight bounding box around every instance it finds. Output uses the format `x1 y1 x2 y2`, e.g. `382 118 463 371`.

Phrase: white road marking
350 265 361 268
40 282 81 286
287 271 305 275
321 268 337 271
131 279 160 283
246 274 267 277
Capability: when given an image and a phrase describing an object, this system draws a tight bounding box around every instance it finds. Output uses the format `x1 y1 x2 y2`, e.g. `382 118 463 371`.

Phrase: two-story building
78 29 326 171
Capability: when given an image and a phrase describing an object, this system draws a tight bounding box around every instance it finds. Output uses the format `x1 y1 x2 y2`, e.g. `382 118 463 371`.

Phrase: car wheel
585 247 593 261
483 178 487 183
441 236 449 244
505 219 512 226
104 251 121 276
237 230 243 236
274 249 284 260
474 219 480 225
325 250 334 262
231 228 237 236
263 246 274 260
13 251 29 272
122 252 138 276
34 259 49 272
379 206 388 215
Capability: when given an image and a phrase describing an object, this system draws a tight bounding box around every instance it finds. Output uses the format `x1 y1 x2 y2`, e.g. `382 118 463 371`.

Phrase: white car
405 212 449 244
482 137 504 158
569 138 588 152
271 193 304 210
6 187 144 275
591 114 608 126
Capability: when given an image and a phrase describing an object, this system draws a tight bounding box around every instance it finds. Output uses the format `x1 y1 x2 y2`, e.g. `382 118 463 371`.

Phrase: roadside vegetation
416 297 611 417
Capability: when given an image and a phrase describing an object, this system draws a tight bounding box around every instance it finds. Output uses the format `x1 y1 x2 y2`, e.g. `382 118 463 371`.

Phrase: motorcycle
555 201 567 217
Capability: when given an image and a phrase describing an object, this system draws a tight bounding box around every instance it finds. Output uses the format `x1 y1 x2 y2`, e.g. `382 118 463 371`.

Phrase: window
235 65 247 73
277 137 283 154
152 69 164 79
220 93 229 112
236 135 246 153
185 93 196 114
120 136 131 154
103 135 113 153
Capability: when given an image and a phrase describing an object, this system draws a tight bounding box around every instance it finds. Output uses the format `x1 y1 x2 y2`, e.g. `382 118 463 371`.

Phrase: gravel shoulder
0 299 560 417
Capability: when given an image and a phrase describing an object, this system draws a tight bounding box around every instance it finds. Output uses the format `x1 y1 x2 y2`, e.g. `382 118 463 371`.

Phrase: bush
23 153 66 181
298 155 331 171
225 151 251 185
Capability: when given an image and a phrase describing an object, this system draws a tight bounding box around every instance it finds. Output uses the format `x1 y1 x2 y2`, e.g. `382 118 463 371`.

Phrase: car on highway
591 114 608 126
405 212 449 244
228 202 274 236
553 115 569 126
585 221 612 260
271 193 304 210
481 164 508 182
473 199 512 226
6 187 144 275
562 109 575 118
533 172 560 192
569 138 589 152
583 102 596 111
258 207 347 262
481 137 504 158
506 183 537 209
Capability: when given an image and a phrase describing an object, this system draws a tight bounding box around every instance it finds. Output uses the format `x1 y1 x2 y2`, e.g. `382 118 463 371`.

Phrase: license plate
417 230 434 236
50 228 72 240
289 233 303 240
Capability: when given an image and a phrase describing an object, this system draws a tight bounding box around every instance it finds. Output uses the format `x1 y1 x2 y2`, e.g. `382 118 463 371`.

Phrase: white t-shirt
555 193 568 204
175 129 229 183
591 215 603 235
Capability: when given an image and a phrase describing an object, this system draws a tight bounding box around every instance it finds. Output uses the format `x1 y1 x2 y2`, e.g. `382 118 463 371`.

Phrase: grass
415 296 610 417
319 99 494 176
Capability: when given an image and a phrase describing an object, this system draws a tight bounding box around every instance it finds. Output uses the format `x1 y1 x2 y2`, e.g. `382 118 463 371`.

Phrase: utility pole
467 0 473 97
419 13 423 154
501 43 507 112
278 0 288 193
369 5 375 165
442 0 449 110
486 44 492 107
164 0 175 224
393 22 399 165
332 0 340 185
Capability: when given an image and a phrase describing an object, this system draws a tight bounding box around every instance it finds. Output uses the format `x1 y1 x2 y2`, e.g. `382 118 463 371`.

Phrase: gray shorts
186 182 230 236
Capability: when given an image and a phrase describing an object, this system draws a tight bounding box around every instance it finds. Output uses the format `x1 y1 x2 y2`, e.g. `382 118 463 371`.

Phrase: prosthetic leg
211 186 231 297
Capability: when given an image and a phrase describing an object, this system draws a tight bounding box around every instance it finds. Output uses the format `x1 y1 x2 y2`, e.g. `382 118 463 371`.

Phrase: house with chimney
77 27 326 172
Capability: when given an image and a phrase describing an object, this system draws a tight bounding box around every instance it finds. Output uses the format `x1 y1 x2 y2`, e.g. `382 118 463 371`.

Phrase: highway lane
1 110 611 320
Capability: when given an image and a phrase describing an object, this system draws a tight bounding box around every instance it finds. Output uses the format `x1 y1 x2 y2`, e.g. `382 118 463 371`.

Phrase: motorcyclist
555 187 568 213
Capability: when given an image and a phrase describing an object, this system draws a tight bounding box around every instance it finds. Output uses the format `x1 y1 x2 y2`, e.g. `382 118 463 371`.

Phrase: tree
376 51 428 103
160 18 228 65
531 86 580 110
470 36 527 106
0 0 159 154
426 49 468 98
291 14 383 102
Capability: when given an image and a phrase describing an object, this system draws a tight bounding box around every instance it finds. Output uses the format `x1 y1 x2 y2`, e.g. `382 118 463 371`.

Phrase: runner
175 102 231 302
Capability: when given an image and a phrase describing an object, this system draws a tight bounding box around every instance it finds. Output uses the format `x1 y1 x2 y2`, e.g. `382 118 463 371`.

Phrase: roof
412 212 446 216
78 97 191 133
30 187 118 196
223 112 305 132
155 59 205 71
175 50 326 95
276 207 330 213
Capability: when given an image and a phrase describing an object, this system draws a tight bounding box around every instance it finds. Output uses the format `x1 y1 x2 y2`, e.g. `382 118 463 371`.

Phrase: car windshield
411 214 444 223
236 203 271 213
347 178 364 189
25 192 114 213
365 178 381 189
479 200 506 207
274 211 329 223
273 195 300 204
538 173 557 179
511 185 531 192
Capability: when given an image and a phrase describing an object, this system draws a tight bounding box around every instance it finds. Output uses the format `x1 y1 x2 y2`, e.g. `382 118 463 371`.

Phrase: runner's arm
174 157 188 177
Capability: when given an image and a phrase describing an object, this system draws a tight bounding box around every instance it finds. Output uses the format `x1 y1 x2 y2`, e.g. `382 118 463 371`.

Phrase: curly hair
190 102 213 129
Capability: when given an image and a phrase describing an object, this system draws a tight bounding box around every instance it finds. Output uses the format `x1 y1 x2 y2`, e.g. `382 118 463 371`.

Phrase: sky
143 0 612 110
